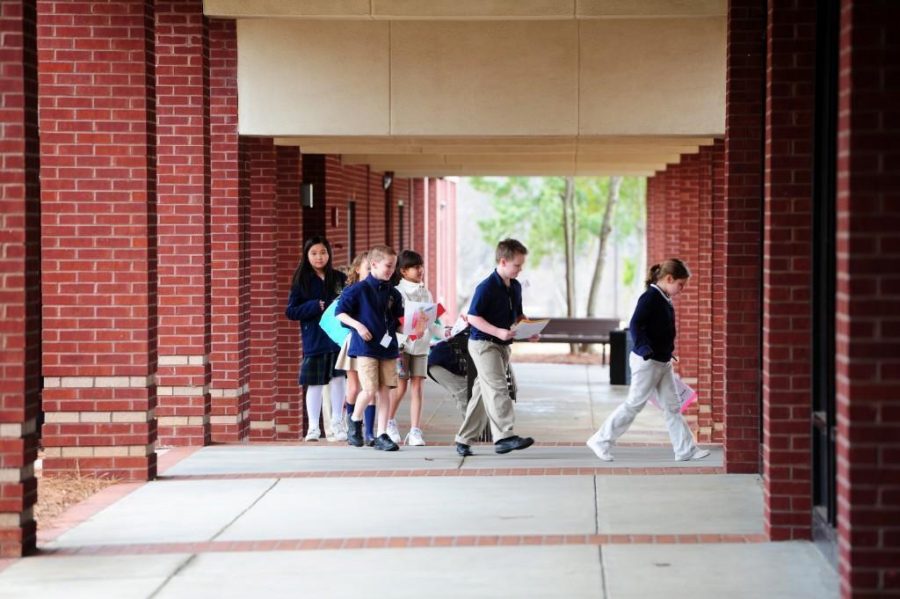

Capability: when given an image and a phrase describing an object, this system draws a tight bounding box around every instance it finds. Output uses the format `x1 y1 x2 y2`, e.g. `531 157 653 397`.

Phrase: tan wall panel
373 0 573 19
579 18 725 135
237 19 390 136
577 0 725 18
205 0 371 18
391 21 579 135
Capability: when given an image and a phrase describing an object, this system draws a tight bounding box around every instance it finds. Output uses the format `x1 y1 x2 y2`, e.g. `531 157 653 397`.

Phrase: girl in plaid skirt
285 236 348 441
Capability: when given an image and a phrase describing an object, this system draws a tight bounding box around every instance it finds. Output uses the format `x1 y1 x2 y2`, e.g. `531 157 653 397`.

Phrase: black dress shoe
347 419 364 447
373 433 399 452
456 442 473 457
494 435 535 454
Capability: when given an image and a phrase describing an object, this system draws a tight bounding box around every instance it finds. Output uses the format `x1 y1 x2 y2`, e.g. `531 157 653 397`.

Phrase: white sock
329 376 346 425
306 385 324 428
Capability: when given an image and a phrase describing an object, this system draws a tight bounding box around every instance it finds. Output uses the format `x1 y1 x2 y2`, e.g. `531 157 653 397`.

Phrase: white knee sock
329 376 346 424
306 385 324 428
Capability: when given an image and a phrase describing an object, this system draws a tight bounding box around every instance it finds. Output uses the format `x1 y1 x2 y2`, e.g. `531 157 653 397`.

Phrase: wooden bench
531 317 621 364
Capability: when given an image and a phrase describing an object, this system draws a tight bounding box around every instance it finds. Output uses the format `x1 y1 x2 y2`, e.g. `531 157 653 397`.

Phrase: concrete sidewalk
0 363 838 598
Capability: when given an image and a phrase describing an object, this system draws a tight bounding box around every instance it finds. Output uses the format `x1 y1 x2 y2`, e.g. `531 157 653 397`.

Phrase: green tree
470 175 645 327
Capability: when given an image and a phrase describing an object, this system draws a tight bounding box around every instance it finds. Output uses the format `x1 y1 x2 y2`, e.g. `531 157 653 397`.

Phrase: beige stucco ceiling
207 1 726 176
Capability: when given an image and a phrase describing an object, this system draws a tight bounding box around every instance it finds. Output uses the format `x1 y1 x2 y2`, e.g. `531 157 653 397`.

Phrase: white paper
512 319 549 340
402 301 438 337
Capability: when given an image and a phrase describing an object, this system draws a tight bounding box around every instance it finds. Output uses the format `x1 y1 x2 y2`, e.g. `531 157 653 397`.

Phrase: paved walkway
0 363 838 598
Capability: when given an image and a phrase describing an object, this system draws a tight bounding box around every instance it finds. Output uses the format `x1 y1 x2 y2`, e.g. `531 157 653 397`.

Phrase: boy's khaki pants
455 340 515 444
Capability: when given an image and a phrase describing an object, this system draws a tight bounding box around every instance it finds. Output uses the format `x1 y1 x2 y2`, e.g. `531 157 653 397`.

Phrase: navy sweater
285 271 347 357
630 285 677 363
335 274 404 359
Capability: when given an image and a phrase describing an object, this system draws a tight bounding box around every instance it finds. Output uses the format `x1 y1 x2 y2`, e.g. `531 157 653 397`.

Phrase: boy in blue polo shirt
455 238 536 456
336 245 405 451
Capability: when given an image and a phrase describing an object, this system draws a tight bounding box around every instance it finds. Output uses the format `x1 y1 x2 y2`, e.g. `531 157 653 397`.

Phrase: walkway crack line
147 554 197 599
210 478 281 542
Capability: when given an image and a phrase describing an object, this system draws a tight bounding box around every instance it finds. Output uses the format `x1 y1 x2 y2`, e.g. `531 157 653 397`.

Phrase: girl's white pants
594 352 697 460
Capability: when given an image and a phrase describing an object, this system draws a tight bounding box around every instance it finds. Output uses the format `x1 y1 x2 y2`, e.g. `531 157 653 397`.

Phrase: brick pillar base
38 0 158 481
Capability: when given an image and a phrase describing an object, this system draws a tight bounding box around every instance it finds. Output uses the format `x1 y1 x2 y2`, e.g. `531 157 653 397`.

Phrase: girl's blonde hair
645 259 691 288
345 252 369 285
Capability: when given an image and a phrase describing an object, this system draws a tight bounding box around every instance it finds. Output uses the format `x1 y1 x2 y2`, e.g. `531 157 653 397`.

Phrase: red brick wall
0 0 40 557
275 147 302 440
676 153 701 432
38 0 158 481
425 178 439 299
837 1 900 595
648 153 721 442
412 179 427 254
247 137 277 441
324 155 350 266
343 163 371 255
368 168 387 250
155 0 210 446
763 0 815 541
709 139 727 443
724 0 765 474
209 19 249 442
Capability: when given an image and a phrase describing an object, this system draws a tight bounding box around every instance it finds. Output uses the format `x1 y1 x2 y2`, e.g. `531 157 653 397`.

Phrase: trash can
609 328 633 385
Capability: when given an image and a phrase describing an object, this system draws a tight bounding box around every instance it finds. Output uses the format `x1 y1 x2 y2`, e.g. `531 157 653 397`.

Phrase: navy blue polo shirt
630 285 677 363
335 274 404 359
467 270 522 346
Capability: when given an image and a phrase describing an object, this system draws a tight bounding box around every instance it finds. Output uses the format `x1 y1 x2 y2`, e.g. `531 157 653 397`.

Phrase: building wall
0 0 41 558
37 0 158 481
836 1 900 595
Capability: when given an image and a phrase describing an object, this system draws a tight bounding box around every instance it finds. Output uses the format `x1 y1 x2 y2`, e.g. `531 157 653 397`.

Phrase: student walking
587 259 710 462
455 238 536 457
336 245 405 451
285 237 348 442
388 250 444 446
336 252 378 445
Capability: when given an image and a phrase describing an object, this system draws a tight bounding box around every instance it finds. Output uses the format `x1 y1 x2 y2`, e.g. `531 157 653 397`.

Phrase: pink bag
647 374 698 413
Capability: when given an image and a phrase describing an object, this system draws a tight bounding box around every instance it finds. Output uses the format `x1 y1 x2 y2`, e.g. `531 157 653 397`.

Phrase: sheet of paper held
511 319 549 340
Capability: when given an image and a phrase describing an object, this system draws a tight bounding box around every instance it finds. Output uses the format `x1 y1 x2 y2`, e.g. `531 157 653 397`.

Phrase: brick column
425 178 438 299
0 0 40 557
411 179 427 254
324 155 349 265
763 0 815 541
155 0 210 446
368 168 386 245
709 139 727 443
837 1 900 595
694 145 718 443
38 0 158 481
723 0 765 474
676 153 701 434
275 146 302 440
209 20 249 442
247 137 277 441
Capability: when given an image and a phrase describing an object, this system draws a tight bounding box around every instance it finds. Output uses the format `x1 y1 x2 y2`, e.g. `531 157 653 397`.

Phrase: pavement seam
147 553 198 599
29 533 771 558
209 478 281 542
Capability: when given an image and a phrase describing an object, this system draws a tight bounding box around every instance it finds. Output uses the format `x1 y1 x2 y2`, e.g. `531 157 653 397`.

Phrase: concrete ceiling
205 1 726 177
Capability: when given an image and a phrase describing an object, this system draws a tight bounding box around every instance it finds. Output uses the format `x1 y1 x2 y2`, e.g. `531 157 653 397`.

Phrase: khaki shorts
357 357 398 392
397 353 427 380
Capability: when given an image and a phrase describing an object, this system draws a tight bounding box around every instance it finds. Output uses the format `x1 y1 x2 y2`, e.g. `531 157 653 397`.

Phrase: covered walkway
0 364 837 598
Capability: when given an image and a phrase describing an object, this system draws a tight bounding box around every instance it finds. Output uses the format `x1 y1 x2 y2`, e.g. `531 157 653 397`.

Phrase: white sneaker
586 432 613 462
329 420 348 442
386 419 401 444
305 427 321 442
676 447 711 461
405 427 426 446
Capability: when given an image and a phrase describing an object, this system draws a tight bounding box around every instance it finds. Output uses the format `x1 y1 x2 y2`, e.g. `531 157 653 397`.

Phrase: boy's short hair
495 238 528 262
368 245 397 263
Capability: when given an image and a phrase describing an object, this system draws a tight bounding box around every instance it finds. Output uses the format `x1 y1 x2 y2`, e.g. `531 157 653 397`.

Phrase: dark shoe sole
495 437 535 454
456 444 473 457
